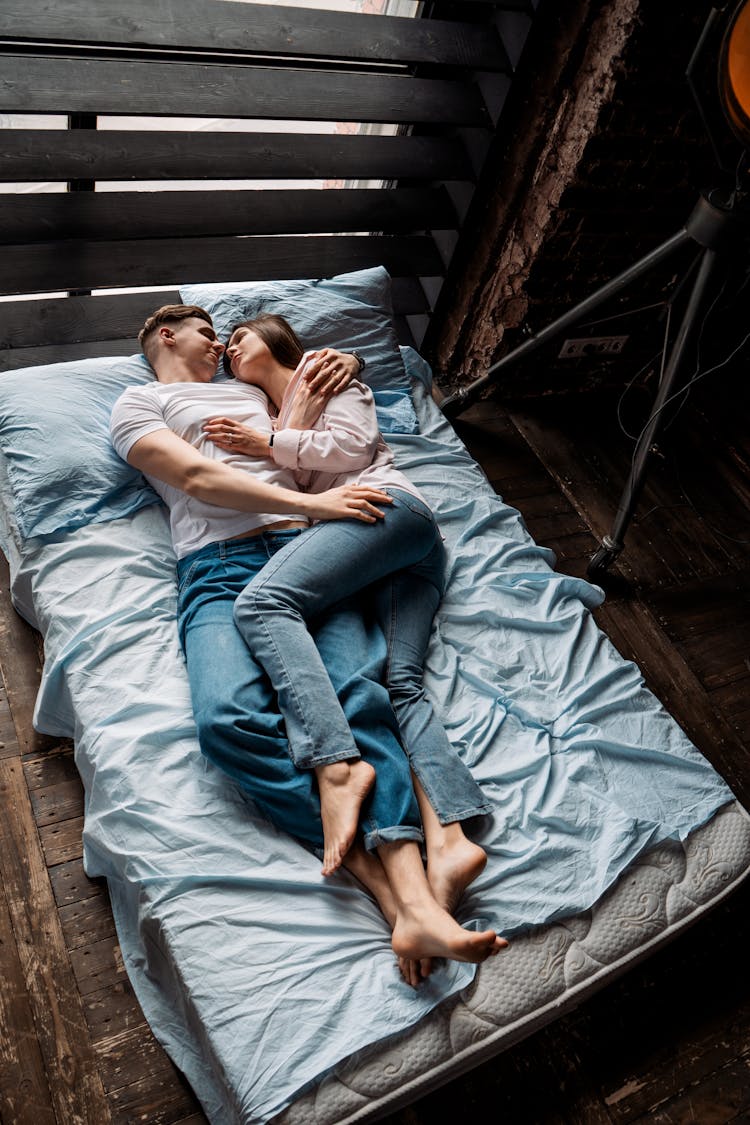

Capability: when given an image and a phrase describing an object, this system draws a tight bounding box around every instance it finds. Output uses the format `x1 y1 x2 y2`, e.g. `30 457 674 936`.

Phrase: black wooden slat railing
1 278 429 352
0 234 444 297
0 188 457 243
0 56 489 126
0 0 531 358
0 0 510 71
0 131 472 185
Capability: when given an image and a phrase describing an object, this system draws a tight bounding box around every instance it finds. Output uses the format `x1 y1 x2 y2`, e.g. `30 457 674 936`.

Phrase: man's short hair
139 304 213 364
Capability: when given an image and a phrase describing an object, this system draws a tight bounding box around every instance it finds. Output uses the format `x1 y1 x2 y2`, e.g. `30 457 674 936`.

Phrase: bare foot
427 836 487 914
343 845 434 988
398 955 433 989
391 897 508 965
316 759 375 875
343 842 397 927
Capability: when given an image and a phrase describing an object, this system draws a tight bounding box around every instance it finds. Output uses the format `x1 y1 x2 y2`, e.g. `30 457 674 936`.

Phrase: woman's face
225 327 269 383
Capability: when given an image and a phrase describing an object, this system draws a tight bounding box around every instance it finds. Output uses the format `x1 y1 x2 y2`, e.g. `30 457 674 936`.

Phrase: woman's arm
204 381 379 472
273 381 379 473
127 427 391 523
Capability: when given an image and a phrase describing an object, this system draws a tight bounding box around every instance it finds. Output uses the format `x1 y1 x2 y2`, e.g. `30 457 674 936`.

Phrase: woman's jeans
233 490 490 825
176 528 422 853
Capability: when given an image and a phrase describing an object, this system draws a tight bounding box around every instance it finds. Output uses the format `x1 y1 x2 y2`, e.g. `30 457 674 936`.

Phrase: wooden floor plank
49 857 105 909
30 777 86 826
0 870 57 1125
23 742 77 790
109 1070 203 1125
646 569 750 641
38 814 85 866
0 755 112 1123
674 625 750 691
85 982 153 1044
96 1026 189 1093
632 1052 750 1124
711 679 750 743
0 556 50 756
69 935 128 997
59 893 117 951
0 682 19 761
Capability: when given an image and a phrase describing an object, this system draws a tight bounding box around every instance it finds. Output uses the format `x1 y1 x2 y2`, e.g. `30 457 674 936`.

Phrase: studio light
720 0 750 147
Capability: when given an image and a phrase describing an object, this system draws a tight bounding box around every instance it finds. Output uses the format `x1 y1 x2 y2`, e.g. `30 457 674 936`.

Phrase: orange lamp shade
720 0 750 147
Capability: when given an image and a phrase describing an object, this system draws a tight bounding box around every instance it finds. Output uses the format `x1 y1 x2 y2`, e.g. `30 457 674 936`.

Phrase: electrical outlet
559 335 628 358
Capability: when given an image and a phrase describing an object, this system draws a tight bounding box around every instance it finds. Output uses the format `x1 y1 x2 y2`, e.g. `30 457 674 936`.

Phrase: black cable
662 273 730 433
615 310 672 442
619 312 750 533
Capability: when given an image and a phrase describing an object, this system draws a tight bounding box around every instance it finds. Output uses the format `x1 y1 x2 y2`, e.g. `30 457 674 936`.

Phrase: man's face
170 317 225 380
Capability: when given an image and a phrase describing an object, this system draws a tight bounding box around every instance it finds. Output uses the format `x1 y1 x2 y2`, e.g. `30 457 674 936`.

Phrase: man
110 305 504 974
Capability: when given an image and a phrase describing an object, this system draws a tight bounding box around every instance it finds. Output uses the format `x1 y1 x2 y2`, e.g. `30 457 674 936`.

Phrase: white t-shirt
110 380 309 558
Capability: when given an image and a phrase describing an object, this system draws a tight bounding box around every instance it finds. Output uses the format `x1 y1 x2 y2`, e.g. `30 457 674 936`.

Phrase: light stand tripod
440 191 745 585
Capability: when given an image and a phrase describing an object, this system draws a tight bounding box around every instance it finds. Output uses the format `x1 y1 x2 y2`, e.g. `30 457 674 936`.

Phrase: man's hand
284 349 359 430
203 417 271 457
301 484 392 523
302 348 359 395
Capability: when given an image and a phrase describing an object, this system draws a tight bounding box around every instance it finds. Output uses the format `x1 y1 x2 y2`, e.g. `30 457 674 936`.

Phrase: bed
1 267 748 1125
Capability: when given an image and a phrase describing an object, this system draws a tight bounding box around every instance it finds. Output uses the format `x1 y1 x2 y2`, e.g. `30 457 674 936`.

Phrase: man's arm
126 426 391 523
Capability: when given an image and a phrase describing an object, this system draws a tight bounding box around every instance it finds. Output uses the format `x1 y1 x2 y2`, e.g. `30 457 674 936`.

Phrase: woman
206 314 492 911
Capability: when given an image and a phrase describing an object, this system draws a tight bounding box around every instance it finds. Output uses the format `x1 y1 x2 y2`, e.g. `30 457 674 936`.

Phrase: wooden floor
1 374 749 1124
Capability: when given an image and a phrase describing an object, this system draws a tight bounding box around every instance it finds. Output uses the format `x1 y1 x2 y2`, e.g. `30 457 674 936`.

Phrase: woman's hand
300 484 392 523
203 417 271 457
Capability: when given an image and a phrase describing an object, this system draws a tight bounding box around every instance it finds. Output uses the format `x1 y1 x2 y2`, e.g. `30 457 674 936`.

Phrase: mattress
1 342 747 1125
277 800 750 1123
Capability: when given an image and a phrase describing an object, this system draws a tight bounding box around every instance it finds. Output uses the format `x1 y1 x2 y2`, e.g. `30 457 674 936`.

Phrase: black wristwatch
351 350 366 373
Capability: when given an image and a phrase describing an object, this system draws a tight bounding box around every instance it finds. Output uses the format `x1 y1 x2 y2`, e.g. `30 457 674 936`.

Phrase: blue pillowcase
0 355 161 542
180 266 409 392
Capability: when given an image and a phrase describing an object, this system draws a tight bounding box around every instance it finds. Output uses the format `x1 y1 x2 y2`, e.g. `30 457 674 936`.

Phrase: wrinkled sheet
5 352 734 1123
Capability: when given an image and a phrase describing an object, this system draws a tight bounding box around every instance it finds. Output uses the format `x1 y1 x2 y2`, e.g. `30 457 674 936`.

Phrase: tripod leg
441 227 692 419
587 244 721 584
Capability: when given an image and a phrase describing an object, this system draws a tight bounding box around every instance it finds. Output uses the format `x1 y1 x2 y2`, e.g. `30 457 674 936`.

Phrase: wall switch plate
559 335 628 358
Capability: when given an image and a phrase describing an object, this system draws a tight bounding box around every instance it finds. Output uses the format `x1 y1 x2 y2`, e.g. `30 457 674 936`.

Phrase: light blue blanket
4 348 734 1123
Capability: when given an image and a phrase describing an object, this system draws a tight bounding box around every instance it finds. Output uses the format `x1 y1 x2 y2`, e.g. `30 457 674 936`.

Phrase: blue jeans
233 490 490 825
176 529 422 852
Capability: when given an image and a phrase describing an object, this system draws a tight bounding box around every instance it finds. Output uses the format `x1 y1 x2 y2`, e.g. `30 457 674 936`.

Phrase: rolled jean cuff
297 747 362 770
362 824 424 853
438 801 494 825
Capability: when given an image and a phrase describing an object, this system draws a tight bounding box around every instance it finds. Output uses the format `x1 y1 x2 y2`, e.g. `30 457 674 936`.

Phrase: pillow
180 266 409 391
0 355 161 542
399 344 434 392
